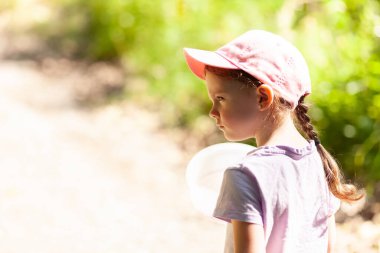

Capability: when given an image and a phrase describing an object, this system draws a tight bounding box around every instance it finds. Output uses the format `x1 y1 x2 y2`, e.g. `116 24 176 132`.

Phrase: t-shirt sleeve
327 192 341 216
213 166 263 225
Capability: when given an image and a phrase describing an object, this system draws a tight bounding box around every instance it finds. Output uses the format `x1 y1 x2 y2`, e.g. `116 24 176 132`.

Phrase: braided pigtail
295 96 363 202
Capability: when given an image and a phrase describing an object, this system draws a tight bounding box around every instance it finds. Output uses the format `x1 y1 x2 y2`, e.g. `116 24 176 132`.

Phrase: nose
209 105 219 119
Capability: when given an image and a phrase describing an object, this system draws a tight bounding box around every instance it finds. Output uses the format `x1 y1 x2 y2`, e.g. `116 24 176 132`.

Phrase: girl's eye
215 96 225 102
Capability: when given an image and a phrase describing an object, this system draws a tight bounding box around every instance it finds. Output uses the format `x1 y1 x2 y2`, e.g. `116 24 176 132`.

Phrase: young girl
183 30 363 253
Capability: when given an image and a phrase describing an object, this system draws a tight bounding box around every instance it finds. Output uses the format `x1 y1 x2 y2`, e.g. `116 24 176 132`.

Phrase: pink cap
183 30 311 109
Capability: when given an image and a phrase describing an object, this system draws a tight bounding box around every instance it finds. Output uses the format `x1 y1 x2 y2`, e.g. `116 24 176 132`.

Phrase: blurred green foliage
24 0 380 192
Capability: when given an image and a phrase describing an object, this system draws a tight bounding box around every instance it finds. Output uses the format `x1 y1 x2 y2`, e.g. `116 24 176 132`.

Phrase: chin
224 134 249 142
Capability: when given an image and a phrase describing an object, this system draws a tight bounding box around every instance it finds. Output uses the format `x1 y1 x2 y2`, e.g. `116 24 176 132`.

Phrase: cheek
229 101 258 121
236 107 256 119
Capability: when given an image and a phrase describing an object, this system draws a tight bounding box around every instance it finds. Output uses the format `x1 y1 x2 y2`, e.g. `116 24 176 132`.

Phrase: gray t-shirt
213 141 340 253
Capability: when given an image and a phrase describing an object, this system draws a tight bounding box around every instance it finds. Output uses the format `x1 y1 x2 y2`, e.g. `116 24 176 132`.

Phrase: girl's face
205 71 264 141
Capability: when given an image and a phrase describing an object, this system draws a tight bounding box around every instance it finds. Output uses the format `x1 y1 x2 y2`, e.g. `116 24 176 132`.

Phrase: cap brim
183 48 238 80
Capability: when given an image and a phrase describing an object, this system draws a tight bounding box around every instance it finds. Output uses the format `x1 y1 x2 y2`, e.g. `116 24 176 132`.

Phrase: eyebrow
209 92 229 99
213 91 229 96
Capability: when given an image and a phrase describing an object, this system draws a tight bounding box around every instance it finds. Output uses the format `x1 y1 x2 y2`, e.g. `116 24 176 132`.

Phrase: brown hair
294 96 363 202
205 66 363 202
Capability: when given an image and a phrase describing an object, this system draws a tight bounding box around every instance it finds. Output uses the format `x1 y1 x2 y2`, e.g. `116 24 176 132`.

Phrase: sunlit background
0 0 379 252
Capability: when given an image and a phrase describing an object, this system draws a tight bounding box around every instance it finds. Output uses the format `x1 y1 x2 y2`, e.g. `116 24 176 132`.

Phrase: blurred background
0 0 379 252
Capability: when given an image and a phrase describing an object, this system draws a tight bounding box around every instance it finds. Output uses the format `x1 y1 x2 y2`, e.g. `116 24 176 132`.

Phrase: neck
255 115 308 148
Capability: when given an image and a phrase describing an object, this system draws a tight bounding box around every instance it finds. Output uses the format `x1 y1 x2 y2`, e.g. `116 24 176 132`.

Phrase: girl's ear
256 84 274 111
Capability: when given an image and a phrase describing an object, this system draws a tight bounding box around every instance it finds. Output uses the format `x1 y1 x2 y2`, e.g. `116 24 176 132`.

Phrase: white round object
186 142 255 217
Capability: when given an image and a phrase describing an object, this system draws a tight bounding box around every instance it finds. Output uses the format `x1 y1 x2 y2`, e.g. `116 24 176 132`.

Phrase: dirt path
0 58 379 253
0 60 226 253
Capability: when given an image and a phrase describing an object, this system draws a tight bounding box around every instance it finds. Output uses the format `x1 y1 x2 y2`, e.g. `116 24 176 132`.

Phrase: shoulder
236 153 290 178
223 159 269 182
223 154 300 197
221 165 262 195
221 157 277 194
240 148 323 178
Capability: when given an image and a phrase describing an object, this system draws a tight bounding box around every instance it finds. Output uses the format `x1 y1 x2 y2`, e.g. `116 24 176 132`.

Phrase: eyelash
215 96 225 102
